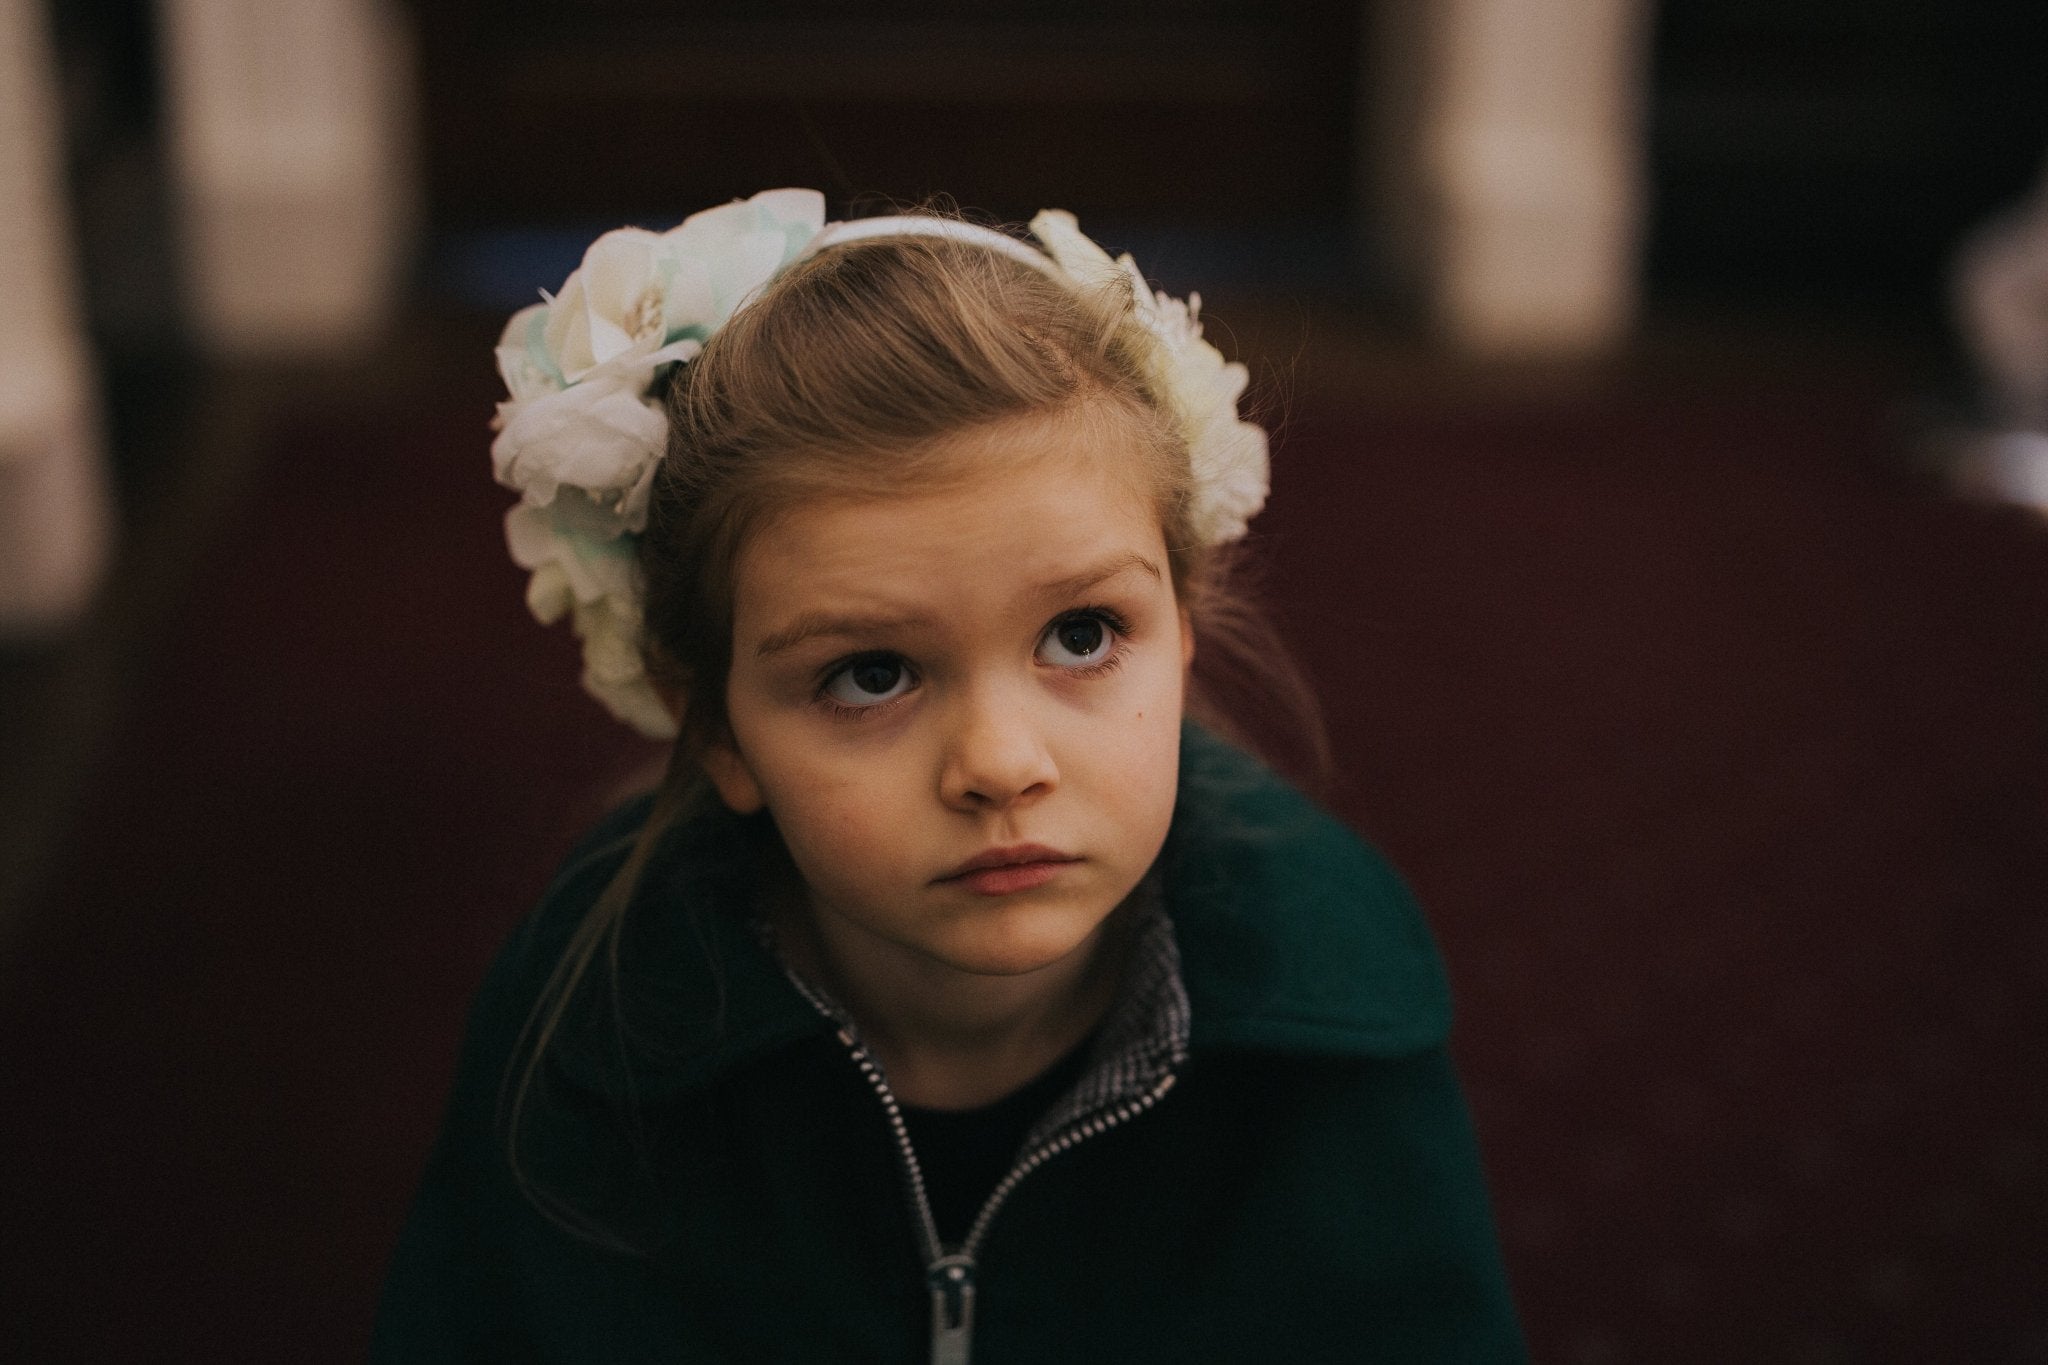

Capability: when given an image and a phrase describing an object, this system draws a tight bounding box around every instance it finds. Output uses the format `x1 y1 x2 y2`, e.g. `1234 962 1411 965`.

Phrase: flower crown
491 189 1269 739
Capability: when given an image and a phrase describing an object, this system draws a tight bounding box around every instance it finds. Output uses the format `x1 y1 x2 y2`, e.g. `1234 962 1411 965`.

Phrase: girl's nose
938 688 1057 811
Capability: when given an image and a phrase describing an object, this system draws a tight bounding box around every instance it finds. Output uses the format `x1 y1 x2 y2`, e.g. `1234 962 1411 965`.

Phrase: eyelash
814 606 1133 722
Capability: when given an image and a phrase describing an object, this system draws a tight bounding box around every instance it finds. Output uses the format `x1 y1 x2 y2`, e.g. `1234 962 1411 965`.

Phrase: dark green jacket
373 724 1525 1362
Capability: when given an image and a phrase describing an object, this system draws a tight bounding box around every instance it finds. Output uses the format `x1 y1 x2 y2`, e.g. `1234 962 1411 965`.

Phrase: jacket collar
546 722 1451 1101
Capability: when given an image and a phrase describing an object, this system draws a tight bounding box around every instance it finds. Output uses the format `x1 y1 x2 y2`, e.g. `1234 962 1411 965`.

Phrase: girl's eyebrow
756 609 937 659
1030 551 1161 606
753 552 1161 660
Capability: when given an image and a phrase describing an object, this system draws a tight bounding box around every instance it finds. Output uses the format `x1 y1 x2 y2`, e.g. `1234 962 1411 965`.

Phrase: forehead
731 406 1170 635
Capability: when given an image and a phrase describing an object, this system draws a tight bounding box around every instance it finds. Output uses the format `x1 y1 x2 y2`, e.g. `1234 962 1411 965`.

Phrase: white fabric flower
543 228 676 384
505 497 676 739
1029 210 1269 544
536 191 829 385
570 595 675 739
489 191 826 737
491 191 829 517
490 373 670 525
1026 209 1121 284
494 303 562 402
661 188 830 336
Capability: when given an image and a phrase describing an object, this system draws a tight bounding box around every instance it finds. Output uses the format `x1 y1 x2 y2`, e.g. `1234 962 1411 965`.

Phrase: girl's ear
656 672 765 813
702 739 766 815
1179 604 1196 670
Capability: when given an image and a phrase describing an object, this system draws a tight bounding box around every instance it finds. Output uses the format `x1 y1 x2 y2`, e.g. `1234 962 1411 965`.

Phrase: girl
375 190 1524 1362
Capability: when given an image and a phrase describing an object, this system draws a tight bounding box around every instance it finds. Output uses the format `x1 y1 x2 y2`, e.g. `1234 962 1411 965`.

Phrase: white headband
805 215 1063 279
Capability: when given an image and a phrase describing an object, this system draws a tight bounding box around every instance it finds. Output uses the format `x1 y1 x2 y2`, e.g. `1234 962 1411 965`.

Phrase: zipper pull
927 1253 976 1365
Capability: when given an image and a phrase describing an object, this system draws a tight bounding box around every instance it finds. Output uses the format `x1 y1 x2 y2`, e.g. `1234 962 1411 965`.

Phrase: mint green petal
546 488 644 558
564 528 639 560
779 219 816 262
522 307 565 388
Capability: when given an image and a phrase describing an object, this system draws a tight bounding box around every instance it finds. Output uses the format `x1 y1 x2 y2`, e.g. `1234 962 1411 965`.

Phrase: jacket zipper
805 1010 1177 1365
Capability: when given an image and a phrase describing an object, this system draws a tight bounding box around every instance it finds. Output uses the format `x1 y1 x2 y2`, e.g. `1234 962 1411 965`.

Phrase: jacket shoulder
1168 724 1454 1057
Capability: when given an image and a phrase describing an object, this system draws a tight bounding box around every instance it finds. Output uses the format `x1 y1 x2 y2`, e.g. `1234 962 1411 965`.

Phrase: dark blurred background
2 0 2046 1361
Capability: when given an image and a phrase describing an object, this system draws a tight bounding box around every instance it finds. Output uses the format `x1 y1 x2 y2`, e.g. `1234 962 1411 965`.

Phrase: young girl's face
705 402 1192 982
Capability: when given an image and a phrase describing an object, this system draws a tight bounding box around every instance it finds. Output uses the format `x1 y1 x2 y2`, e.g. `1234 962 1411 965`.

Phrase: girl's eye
821 655 912 708
1037 612 1118 668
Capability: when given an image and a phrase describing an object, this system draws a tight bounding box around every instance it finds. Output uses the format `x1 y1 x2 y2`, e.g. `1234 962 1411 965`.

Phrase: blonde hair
506 218 1326 1237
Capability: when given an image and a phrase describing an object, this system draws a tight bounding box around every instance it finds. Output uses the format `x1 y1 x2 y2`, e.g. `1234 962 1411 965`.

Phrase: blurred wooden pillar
157 0 418 355
1363 0 1653 357
0 0 114 633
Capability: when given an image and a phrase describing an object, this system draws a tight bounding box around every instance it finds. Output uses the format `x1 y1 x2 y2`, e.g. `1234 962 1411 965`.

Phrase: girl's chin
925 906 1113 979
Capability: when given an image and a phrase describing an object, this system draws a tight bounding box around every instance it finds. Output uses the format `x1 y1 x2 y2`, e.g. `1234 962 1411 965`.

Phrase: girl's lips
950 860 1072 896
937 844 1080 896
